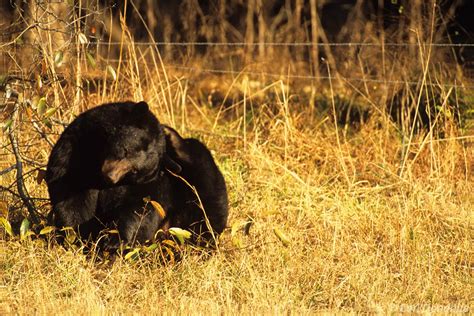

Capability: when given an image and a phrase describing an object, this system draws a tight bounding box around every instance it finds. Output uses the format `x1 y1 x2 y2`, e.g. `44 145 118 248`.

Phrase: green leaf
124 248 140 261
436 105 452 119
0 217 13 236
144 243 158 252
63 228 77 244
42 119 53 129
86 52 96 68
37 97 47 116
39 226 55 235
232 236 243 248
273 227 290 247
54 51 64 67
2 118 13 132
106 65 117 81
20 218 30 239
44 108 57 118
169 227 192 245
24 231 35 238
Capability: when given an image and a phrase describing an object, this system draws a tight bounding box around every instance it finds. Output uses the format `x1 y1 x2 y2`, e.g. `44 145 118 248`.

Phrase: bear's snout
102 159 133 184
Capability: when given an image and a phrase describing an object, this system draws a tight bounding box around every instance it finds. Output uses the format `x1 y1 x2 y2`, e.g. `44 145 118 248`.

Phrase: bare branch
0 165 16 176
8 101 42 224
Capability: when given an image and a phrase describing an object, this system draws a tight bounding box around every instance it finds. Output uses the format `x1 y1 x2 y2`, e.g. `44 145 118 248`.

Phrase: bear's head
99 101 166 186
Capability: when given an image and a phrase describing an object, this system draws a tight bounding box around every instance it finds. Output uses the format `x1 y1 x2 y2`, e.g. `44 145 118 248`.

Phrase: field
1 1 473 314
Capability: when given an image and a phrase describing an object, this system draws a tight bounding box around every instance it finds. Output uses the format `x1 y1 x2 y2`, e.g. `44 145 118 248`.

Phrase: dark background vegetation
1 1 473 69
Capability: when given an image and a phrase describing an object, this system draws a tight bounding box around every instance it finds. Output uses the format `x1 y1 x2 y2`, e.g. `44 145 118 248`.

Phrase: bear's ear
162 125 184 143
133 101 149 113
162 125 192 162
163 155 182 174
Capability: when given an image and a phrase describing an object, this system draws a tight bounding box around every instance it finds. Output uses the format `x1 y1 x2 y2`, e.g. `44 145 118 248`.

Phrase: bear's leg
77 216 108 241
53 189 99 229
116 205 161 246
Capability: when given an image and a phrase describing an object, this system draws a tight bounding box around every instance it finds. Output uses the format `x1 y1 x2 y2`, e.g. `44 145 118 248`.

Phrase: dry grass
1 71 472 312
1 2 473 313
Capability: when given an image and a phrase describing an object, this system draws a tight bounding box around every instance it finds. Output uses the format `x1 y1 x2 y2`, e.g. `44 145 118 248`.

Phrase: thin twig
0 185 21 198
166 169 219 251
32 122 55 148
0 165 16 176
8 101 42 224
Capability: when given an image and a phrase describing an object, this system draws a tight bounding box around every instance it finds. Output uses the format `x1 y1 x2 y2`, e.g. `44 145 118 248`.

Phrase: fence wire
2 39 474 89
165 64 472 89
93 57 473 90
2 40 474 48
89 41 474 48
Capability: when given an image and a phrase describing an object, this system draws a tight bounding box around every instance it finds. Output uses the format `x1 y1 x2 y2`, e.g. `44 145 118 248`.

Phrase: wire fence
2 40 474 90
104 41 474 48
1 0 473 93
90 53 473 90
165 64 472 89
3 41 474 48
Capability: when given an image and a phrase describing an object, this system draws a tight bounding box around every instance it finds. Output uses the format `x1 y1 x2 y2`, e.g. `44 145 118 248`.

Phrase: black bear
160 125 229 244
45 101 177 245
46 101 229 249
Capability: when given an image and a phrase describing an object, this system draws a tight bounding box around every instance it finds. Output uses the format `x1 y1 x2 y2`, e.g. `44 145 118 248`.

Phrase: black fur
46 101 228 249
45 101 168 245
161 125 229 244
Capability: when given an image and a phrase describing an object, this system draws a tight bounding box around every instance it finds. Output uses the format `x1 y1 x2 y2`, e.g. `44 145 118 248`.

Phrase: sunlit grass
1 75 472 312
1 9 473 312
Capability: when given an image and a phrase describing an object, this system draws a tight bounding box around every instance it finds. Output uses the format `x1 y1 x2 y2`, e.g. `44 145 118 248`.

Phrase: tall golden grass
1 1 473 313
